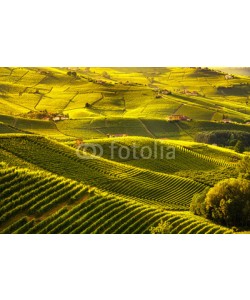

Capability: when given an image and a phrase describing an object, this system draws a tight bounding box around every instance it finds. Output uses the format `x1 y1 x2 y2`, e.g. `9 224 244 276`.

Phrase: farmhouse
53 114 69 122
42 117 50 121
168 115 191 121
107 133 128 138
53 116 61 122
225 74 234 80
222 119 232 123
96 80 106 85
182 89 199 96
161 89 171 95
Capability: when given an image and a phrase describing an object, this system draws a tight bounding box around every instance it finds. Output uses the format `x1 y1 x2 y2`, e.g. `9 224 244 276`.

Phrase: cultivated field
0 67 249 233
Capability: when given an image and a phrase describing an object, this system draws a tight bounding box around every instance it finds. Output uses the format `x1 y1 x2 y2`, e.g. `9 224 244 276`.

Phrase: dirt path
91 93 104 106
34 94 44 110
172 103 183 114
175 122 194 139
54 123 76 138
15 70 30 84
138 119 156 138
63 92 79 110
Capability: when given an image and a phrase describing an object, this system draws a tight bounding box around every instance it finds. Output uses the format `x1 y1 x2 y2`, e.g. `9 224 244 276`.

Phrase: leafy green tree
190 187 210 217
234 140 245 153
150 220 172 234
237 156 250 179
102 71 110 79
205 178 250 227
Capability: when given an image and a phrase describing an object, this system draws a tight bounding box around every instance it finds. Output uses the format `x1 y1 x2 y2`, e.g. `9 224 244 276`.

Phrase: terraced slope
0 135 206 210
0 165 232 234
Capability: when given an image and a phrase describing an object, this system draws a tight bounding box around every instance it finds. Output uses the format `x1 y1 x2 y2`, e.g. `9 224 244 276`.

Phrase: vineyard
0 67 249 233
0 164 232 234
0 135 208 210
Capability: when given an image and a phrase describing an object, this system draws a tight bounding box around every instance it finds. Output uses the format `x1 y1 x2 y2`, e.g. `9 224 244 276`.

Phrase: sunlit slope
0 164 232 234
1 112 250 141
1 67 250 121
0 135 206 210
79 137 234 173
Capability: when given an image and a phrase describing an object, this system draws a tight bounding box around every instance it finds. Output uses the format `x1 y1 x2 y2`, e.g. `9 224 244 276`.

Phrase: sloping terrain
0 135 207 210
0 164 232 234
0 67 249 233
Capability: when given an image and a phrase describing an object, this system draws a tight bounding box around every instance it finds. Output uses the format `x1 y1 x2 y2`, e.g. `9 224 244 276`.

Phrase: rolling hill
0 67 249 233
0 163 232 234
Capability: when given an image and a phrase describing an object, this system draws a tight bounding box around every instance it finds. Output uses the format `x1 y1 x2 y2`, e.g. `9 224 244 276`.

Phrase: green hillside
0 67 249 234
1 67 250 122
0 164 232 234
0 135 207 210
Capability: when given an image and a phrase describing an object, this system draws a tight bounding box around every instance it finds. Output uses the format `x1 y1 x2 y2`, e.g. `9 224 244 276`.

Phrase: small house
53 116 61 122
161 89 171 95
225 74 234 80
42 117 50 121
52 114 69 122
222 119 232 123
168 115 191 121
60 116 69 120
110 134 128 137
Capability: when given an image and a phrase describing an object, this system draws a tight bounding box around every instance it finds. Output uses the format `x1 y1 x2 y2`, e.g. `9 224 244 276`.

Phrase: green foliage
0 165 232 234
205 178 250 227
195 130 250 147
0 135 205 210
237 156 250 179
1 67 250 234
190 187 210 217
234 140 245 153
150 220 172 234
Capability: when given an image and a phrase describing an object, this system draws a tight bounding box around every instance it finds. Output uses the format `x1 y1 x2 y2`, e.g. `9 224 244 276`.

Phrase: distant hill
216 67 250 77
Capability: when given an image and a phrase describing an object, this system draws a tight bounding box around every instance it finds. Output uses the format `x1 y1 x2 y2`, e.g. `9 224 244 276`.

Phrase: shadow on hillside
217 84 250 96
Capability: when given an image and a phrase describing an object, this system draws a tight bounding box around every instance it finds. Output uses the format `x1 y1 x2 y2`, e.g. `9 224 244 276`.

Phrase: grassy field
0 67 249 234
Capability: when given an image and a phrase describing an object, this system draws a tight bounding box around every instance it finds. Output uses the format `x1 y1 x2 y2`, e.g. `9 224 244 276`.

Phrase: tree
190 187 210 217
205 178 250 227
234 140 245 153
150 220 172 234
102 71 110 79
237 156 250 179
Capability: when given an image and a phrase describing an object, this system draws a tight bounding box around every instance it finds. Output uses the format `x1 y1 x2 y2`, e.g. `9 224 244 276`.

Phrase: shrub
150 220 172 234
102 71 110 79
205 178 250 227
190 178 250 228
234 140 245 153
237 156 250 179
195 131 250 147
190 187 210 217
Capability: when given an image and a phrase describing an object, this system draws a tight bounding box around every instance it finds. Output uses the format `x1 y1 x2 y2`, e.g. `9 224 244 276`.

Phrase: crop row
0 166 89 227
